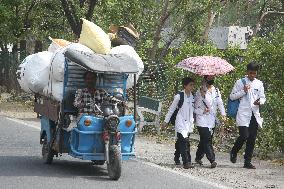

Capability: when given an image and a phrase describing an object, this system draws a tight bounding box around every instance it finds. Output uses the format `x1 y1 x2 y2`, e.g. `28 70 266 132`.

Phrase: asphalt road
0 116 226 189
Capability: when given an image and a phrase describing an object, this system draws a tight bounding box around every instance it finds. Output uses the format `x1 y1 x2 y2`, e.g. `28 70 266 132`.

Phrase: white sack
17 51 53 93
43 80 63 102
110 45 144 88
17 55 33 93
51 43 93 82
50 47 65 82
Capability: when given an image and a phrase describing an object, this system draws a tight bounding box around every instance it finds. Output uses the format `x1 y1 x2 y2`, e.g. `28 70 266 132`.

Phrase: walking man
162 77 195 169
230 62 266 169
194 75 226 168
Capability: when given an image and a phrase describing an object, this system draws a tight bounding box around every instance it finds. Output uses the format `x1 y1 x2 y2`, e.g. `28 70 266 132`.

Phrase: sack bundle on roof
17 19 144 101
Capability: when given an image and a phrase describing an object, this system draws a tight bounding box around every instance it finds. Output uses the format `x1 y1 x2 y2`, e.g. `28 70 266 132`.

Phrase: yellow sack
79 18 111 54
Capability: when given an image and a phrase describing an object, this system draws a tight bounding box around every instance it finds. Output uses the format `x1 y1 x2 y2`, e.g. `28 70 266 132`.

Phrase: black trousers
196 127 215 163
174 132 191 164
231 115 258 163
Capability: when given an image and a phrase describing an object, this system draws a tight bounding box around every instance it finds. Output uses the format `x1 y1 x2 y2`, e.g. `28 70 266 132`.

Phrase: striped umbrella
176 56 234 76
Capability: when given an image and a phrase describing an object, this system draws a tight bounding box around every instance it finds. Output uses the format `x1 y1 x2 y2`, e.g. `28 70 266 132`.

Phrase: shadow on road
0 155 110 181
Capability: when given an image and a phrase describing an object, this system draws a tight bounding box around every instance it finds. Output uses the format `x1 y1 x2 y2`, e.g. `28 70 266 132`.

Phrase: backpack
169 91 184 125
227 78 246 119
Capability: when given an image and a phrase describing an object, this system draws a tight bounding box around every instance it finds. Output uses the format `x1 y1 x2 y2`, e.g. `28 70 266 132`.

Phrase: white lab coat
164 90 195 138
194 85 226 129
230 76 266 128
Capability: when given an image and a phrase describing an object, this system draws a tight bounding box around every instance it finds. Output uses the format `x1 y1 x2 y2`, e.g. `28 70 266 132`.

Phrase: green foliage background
145 29 284 157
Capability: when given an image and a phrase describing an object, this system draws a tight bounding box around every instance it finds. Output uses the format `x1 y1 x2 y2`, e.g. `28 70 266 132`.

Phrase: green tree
216 0 284 37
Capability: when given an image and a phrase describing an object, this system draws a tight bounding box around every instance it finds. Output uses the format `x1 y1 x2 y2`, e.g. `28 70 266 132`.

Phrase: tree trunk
160 23 187 59
254 9 284 36
148 0 170 64
201 8 217 44
60 0 98 38
253 0 267 37
35 40 43 53
85 0 98 20
24 0 37 29
60 0 81 37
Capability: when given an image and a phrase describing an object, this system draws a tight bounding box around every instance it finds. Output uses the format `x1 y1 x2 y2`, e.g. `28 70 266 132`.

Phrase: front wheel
42 136 55 164
91 160 105 165
107 145 121 180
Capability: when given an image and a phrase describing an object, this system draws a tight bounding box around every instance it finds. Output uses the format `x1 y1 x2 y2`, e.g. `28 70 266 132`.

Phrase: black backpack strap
215 87 220 97
177 91 184 109
200 88 209 109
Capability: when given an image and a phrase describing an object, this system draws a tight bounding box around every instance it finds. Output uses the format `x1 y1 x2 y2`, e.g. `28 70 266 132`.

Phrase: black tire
107 145 122 180
42 135 54 164
91 160 105 165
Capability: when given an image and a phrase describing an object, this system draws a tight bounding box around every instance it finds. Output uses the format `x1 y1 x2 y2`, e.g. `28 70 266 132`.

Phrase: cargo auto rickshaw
34 48 139 180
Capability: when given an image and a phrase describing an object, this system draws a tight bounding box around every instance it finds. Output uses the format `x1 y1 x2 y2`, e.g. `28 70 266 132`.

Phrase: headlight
125 120 132 127
84 119 92 126
105 115 120 131
110 119 118 127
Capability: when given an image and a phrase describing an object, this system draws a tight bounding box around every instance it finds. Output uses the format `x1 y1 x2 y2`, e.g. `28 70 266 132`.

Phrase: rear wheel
107 145 121 180
42 135 55 164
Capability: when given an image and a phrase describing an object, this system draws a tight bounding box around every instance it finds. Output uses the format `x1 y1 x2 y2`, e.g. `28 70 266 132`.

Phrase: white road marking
140 161 231 189
4 116 231 189
5 117 40 130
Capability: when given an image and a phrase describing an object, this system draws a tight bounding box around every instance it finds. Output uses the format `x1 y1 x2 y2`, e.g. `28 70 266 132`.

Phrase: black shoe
175 160 181 165
244 163 256 169
195 159 203 166
183 163 194 169
174 157 181 165
211 161 217 168
230 151 237 163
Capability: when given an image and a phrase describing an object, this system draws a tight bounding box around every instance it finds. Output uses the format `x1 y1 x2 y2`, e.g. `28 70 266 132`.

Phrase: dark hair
83 71 97 80
182 77 195 87
247 62 259 71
